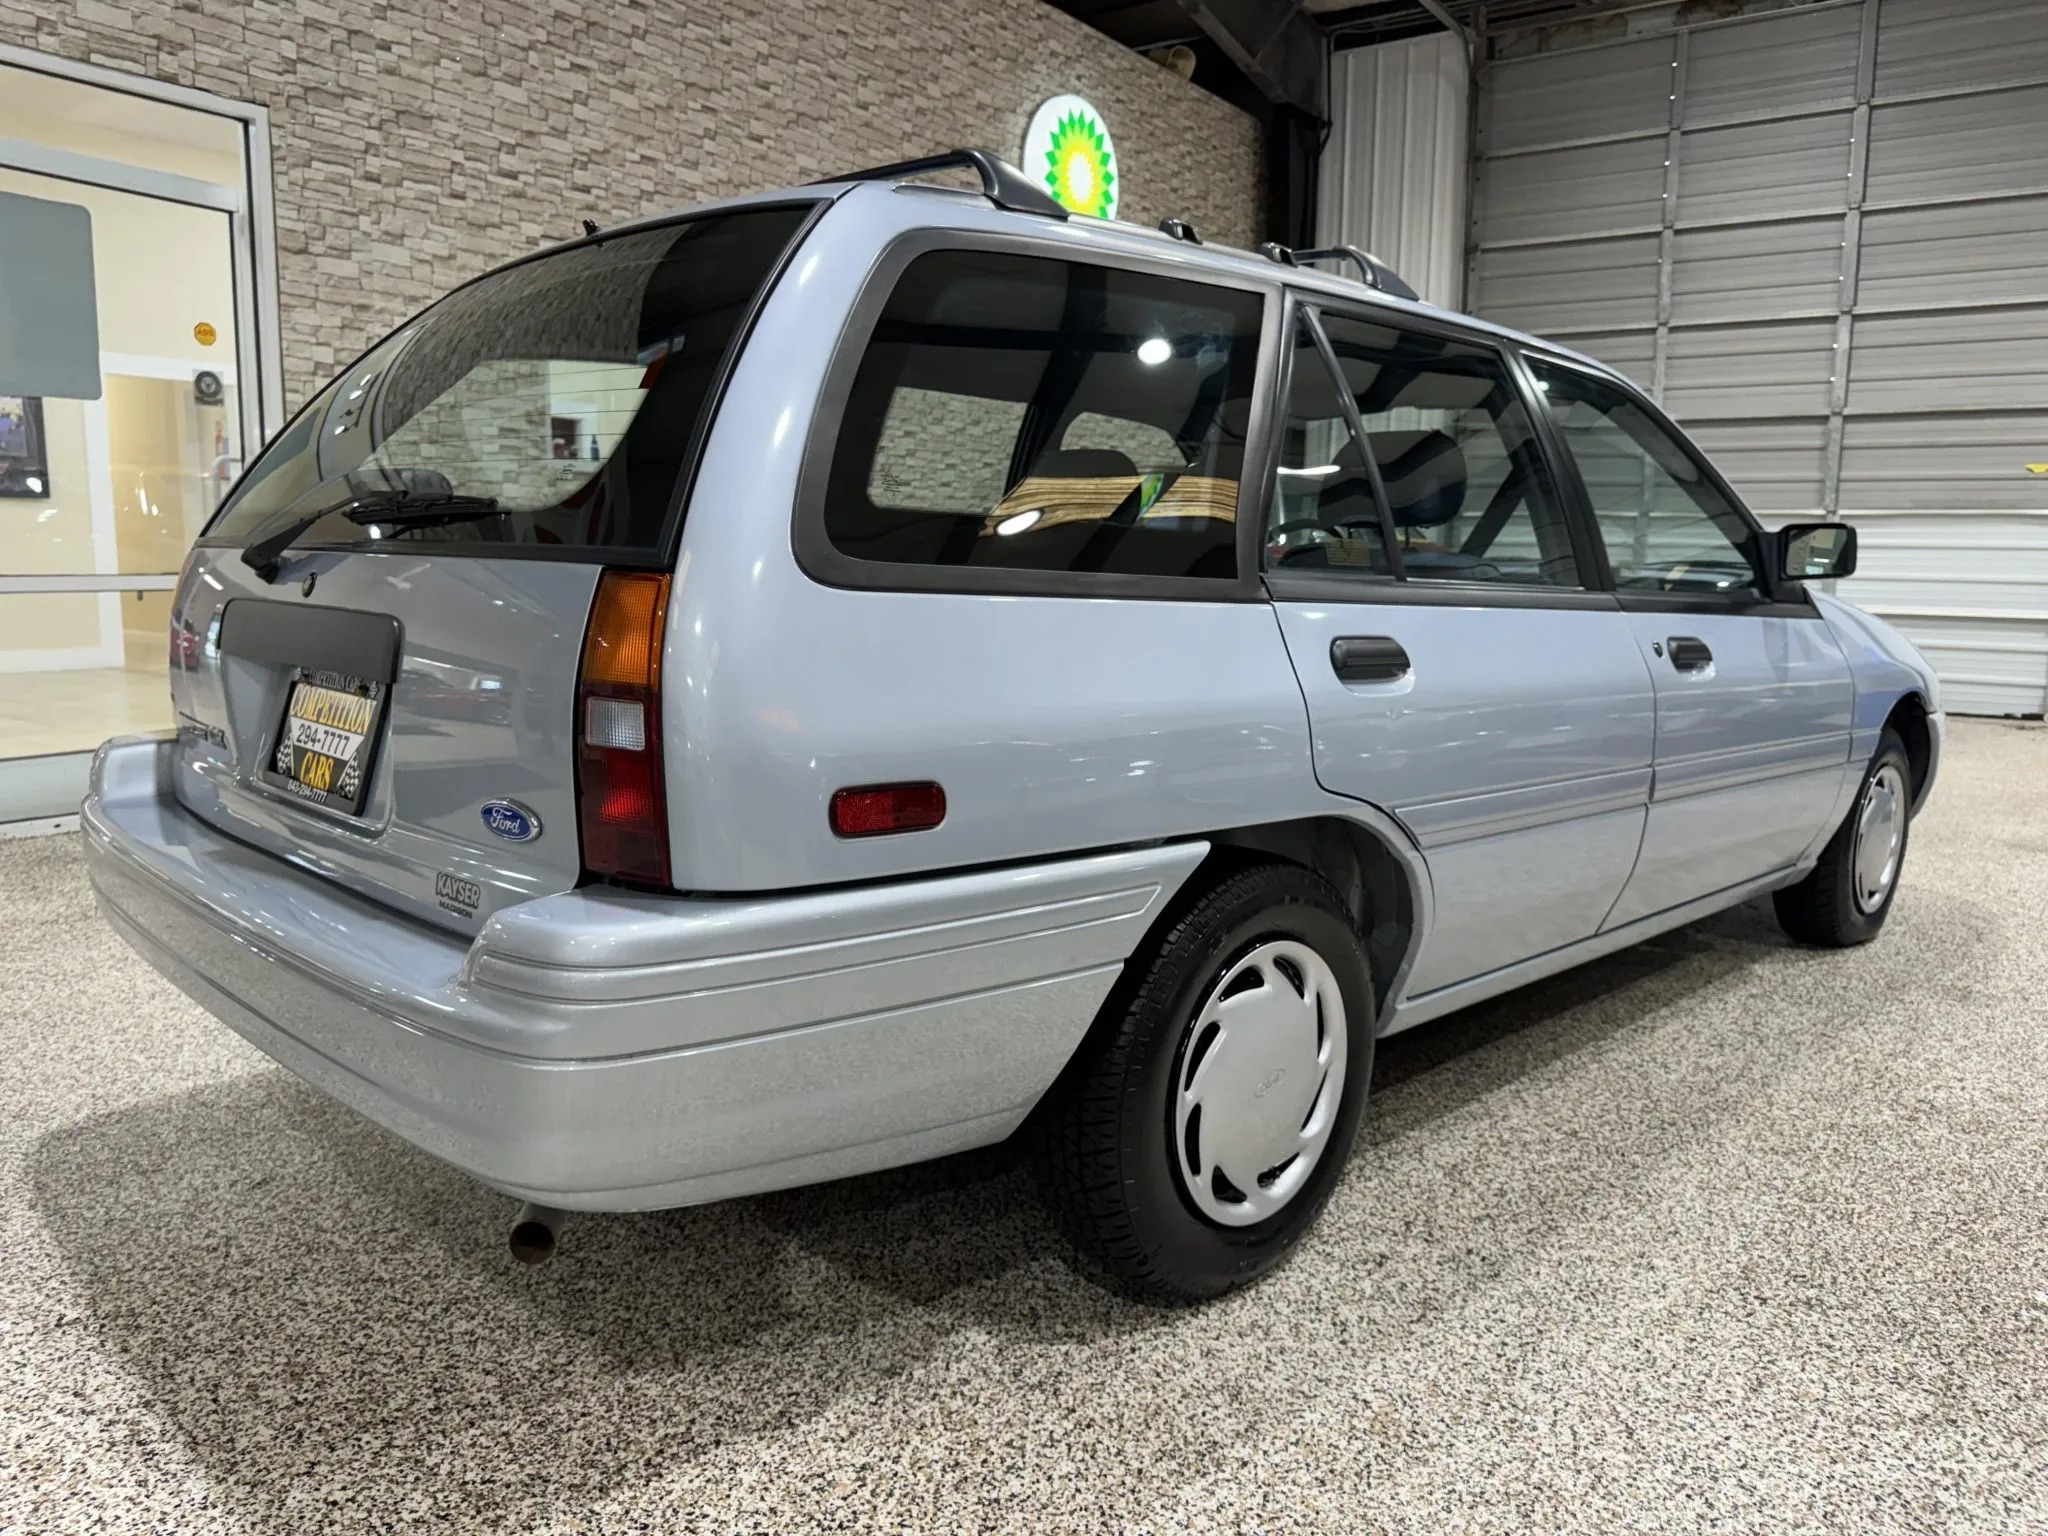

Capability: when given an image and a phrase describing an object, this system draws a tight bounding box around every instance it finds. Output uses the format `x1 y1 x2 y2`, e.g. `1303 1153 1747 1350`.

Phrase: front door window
1526 360 1762 596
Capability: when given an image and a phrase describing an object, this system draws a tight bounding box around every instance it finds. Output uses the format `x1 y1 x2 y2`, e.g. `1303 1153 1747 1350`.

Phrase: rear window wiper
241 490 502 582
358 499 513 537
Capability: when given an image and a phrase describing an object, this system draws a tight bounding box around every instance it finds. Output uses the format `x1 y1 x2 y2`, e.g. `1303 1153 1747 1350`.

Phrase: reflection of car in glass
83 150 1942 1302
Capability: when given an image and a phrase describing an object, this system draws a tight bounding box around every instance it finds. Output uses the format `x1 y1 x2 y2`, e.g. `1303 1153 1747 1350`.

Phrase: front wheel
1774 727 1912 947
1035 862 1374 1304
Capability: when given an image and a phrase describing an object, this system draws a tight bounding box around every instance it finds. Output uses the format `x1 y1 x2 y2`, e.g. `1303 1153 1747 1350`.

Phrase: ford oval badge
481 800 541 842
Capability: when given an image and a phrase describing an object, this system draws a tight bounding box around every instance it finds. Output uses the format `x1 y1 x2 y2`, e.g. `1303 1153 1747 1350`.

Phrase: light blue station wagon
84 151 1941 1301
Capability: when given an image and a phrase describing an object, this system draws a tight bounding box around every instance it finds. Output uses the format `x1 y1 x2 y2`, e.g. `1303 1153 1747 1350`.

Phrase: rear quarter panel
661 193 1326 891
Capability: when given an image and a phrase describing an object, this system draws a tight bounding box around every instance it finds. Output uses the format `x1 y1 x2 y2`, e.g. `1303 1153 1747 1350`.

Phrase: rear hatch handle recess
240 491 503 583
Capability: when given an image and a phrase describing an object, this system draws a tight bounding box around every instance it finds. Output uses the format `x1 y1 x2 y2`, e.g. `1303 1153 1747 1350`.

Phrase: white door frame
0 42 284 439
0 47 283 818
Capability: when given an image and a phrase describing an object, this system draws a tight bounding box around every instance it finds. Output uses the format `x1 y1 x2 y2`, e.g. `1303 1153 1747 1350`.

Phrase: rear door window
1317 313 1582 587
1265 312 1393 576
819 249 1265 583
204 204 817 563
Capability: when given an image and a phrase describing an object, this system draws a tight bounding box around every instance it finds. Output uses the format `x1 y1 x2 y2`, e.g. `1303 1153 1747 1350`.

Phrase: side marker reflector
829 782 946 838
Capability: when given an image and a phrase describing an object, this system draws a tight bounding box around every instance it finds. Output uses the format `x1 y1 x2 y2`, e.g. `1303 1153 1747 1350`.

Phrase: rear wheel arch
1198 815 1423 1013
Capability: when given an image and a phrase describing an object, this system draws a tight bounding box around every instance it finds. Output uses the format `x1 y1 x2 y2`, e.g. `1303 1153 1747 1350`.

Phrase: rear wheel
1036 862 1373 1304
1774 728 1912 947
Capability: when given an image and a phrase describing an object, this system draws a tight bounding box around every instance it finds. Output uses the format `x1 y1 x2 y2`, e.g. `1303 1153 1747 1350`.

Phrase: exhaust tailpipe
508 1203 566 1266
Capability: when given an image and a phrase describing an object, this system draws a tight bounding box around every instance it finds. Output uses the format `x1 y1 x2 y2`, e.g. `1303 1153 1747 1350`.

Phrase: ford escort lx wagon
82 150 1941 1302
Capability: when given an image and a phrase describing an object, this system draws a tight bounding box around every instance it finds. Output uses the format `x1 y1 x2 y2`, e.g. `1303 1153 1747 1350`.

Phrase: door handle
1330 635 1411 683
1668 635 1713 672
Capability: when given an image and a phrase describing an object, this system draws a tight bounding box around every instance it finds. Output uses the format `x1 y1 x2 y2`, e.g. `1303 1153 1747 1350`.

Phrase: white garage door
1469 0 2048 716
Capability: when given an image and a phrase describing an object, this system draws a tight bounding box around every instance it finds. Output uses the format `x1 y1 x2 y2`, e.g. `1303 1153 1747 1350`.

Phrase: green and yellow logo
1024 95 1120 220
1044 111 1115 217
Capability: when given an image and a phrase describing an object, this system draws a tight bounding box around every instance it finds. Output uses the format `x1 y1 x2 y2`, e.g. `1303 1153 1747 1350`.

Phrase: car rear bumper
83 735 1203 1210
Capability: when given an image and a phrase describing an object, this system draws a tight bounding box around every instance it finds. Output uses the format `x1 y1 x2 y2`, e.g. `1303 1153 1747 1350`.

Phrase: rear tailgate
160 201 824 929
168 547 597 933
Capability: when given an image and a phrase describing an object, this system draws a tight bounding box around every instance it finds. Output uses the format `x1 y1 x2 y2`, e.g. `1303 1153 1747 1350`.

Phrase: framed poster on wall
0 396 50 498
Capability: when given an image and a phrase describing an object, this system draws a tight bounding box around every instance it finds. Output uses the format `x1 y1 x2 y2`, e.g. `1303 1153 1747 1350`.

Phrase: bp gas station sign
1023 95 1119 219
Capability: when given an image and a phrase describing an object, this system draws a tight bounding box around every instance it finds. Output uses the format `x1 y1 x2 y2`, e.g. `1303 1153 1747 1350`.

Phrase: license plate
264 669 387 815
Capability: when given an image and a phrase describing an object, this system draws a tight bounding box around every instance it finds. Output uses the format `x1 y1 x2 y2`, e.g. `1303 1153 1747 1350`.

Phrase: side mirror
1776 521 1857 583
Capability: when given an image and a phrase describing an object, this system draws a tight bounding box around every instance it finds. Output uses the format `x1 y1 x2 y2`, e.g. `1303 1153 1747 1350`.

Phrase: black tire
1773 727 1913 948
1035 861 1374 1304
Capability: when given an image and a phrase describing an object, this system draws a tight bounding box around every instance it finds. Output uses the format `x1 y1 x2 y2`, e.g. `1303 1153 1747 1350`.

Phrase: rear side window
205 204 816 562
821 249 1264 582
867 388 1025 513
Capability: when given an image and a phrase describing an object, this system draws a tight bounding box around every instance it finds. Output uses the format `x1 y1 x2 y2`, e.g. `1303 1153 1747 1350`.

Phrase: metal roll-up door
1469 0 2048 716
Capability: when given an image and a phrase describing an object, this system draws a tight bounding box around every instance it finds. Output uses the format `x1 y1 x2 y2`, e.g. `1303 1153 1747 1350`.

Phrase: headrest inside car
1368 430 1466 529
1031 448 1141 479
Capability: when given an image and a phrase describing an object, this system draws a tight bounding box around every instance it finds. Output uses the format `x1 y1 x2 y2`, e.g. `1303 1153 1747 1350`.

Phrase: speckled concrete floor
3 720 2045 1535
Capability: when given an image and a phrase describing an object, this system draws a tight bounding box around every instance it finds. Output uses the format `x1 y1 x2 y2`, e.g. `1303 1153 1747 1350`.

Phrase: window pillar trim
1299 303 1406 580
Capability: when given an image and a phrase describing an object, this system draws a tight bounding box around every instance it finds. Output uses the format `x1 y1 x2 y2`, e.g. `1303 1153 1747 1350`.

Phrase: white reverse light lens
584 696 645 751
1136 337 1173 366
995 508 1043 536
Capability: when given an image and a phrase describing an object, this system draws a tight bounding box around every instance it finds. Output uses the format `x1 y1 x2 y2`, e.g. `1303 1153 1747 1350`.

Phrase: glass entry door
0 53 276 823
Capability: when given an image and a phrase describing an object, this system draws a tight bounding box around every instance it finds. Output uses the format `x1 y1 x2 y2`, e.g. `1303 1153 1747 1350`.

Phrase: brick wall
19 0 1263 408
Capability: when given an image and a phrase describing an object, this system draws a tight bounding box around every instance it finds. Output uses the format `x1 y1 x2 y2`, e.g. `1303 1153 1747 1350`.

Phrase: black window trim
1514 345 1824 620
790 226 1283 603
1257 291 1611 612
1500 342 1617 593
193 196 833 572
1301 303 1407 578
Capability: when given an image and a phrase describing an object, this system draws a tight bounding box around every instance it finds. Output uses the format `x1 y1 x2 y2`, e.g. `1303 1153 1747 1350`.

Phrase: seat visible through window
1317 312 1581 588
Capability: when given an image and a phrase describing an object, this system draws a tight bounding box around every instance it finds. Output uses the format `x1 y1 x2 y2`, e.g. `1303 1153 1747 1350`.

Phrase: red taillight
576 569 672 886
829 782 947 838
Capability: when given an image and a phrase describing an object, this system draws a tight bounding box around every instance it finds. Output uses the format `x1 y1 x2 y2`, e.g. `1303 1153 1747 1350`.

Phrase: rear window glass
205 204 815 561
821 249 1265 582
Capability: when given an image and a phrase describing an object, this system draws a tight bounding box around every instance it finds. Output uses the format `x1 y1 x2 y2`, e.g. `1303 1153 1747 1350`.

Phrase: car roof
513 175 1627 386
845 182 1629 380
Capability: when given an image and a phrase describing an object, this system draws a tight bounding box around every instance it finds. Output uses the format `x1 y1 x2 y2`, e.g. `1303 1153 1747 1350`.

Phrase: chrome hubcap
1172 939 1347 1228
1853 762 1906 914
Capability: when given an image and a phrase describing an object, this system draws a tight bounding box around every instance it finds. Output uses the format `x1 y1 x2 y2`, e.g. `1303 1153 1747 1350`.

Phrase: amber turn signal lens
581 569 668 689
576 569 672 887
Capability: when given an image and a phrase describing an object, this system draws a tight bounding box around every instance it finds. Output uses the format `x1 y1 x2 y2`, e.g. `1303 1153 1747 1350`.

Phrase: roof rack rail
823 148 1068 221
1287 244 1421 303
